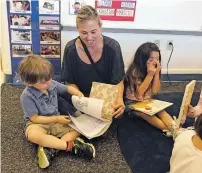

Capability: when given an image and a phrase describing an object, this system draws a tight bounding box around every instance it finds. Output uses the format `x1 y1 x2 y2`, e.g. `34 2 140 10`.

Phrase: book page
69 114 112 139
128 99 173 116
72 96 107 121
176 80 196 128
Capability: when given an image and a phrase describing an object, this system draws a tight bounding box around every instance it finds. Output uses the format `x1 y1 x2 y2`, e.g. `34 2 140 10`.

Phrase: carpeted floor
1 82 201 173
1 84 130 173
117 92 199 173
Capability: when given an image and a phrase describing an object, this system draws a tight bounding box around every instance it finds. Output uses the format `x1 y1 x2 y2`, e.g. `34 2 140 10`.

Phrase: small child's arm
54 80 84 97
152 73 161 94
137 74 153 97
29 114 71 124
67 85 84 97
137 62 156 98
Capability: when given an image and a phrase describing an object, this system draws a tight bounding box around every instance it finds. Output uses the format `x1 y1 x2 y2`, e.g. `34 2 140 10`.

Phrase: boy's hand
56 116 71 124
78 92 84 97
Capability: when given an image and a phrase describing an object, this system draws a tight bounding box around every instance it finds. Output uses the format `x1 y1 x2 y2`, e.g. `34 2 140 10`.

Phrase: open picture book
128 99 173 116
176 80 196 128
68 82 118 139
128 80 196 126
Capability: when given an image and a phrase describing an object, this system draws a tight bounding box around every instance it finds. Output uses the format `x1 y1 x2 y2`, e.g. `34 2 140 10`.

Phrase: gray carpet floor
1 82 201 173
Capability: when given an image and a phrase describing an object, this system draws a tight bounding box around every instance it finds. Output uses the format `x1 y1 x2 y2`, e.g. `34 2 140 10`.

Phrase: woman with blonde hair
61 5 125 118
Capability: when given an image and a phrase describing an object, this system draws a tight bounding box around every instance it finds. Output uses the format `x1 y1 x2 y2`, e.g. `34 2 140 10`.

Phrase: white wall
61 0 202 31
61 31 202 74
0 0 5 84
1 1 202 76
1 0 11 75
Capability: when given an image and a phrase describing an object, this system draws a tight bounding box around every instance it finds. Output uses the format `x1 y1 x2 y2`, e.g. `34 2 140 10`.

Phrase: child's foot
162 119 177 138
72 137 95 159
37 146 57 169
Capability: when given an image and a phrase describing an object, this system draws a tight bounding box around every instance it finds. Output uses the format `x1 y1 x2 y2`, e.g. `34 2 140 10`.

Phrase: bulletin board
7 0 62 85
61 0 202 32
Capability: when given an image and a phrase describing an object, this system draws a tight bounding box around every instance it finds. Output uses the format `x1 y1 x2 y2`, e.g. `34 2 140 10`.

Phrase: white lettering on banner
121 2 135 9
97 0 112 7
97 8 115 16
116 9 134 17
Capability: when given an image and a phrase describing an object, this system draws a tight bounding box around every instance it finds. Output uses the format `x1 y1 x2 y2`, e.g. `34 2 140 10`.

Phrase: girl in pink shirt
124 42 177 136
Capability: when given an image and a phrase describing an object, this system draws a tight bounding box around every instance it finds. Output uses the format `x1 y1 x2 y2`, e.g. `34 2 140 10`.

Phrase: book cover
176 80 196 128
128 99 173 116
89 82 118 121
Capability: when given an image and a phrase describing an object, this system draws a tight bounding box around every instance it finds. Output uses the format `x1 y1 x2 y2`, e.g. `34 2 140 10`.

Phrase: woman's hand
112 98 125 118
56 116 71 124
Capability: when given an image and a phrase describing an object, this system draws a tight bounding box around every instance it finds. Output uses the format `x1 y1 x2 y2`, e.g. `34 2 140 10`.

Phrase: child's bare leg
28 128 67 150
157 110 175 129
61 130 80 141
136 111 167 130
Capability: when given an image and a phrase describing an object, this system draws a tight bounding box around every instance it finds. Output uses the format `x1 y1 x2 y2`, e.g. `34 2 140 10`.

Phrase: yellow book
128 99 173 116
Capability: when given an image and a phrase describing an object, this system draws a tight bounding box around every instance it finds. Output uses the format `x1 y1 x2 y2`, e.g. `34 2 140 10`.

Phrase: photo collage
8 0 61 85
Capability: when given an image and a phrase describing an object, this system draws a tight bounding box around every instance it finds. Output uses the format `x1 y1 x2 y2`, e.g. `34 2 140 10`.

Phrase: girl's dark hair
125 42 161 94
194 114 202 139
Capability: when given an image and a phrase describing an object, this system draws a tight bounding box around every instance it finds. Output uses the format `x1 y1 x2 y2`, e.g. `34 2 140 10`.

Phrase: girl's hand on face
147 61 156 76
155 60 161 74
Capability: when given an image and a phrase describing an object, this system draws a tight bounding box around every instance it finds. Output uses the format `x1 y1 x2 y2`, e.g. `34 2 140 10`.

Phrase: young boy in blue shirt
19 55 95 169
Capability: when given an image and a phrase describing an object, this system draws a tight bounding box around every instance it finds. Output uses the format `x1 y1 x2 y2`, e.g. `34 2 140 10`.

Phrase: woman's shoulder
103 35 120 48
64 38 77 53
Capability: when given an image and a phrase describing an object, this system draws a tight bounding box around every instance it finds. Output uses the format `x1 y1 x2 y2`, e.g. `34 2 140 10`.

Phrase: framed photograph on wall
10 0 31 13
69 0 87 15
39 0 60 14
12 45 32 57
39 16 60 30
11 30 32 43
40 31 60 44
40 45 60 58
10 14 31 29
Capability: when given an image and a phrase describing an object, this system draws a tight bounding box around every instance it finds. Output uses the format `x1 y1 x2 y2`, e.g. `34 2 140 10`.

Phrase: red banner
95 0 136 21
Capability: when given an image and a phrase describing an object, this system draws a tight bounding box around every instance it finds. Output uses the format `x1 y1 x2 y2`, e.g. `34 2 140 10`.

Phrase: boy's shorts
25 121 74 139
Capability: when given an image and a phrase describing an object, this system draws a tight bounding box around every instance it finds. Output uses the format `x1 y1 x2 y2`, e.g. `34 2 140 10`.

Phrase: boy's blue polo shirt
20 80 67 122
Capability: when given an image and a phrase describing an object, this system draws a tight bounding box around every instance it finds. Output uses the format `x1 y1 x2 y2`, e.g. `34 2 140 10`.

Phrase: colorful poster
95 0 136 21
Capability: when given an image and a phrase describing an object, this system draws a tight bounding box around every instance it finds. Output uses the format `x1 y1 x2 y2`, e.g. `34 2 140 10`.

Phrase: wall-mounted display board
7 0 61 85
